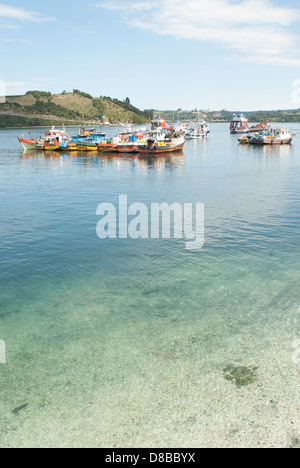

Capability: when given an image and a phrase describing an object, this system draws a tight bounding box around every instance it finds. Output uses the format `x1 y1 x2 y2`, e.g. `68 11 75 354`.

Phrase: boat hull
252 138 293 145
138 143 185 154
44 145 60 151
231 129 249 135
77 144 98 152
117 145 140 153
18 138 37 150
61 145 78 152
97 144 118 153
186 134 207 139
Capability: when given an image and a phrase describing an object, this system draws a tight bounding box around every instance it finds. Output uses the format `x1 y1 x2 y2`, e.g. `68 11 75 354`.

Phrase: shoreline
0 120 298 130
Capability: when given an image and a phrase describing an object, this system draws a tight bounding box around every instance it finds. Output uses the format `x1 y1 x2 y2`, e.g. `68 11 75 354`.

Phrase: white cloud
96 0 300 66
3 79 53 95
0 24 19 29
0 4 54 22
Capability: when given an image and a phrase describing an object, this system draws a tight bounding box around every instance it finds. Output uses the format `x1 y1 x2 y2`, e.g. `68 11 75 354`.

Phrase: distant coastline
154 109 300 124
1 90 300 129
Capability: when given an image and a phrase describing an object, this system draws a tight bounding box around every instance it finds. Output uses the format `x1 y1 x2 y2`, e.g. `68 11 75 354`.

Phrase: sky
1 0 300 111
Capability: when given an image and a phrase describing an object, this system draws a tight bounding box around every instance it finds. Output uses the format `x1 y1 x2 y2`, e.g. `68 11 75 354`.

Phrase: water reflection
238 142 294 161
20 150 185 172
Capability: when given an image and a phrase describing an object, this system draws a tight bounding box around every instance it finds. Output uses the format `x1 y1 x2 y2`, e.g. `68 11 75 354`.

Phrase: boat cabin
230 114 249 133
151 119 167 131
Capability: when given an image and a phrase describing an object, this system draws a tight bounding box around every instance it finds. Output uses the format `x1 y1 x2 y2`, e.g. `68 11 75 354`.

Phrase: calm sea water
0 124 300 448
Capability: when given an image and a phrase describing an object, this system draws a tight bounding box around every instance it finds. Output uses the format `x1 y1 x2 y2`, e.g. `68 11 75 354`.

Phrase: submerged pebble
223 365 259 388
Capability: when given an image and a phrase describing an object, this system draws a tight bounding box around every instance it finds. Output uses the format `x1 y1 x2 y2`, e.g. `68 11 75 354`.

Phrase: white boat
230 114 249 134
186 122 210 140
186 120 210 139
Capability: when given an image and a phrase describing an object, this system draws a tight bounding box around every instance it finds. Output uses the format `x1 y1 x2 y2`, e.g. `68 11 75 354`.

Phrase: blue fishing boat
72 126 106 151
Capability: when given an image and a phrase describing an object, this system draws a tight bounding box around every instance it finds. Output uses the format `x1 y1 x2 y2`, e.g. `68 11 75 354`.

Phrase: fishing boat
137 119 185 154
117 134 148 153
230 114 249 134
138 138 185 154
248 122 269 133
186 121 210 139
34 126 71 151
72 126 106 151
138 132 185 154
238 135 252 145
251 128 295 145
18 137 37 150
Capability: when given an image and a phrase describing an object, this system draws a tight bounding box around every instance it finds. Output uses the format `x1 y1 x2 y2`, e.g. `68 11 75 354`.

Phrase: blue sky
1 0 300 111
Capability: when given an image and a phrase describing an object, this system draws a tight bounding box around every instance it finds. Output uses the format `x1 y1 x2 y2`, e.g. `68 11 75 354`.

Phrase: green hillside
0 90 153 128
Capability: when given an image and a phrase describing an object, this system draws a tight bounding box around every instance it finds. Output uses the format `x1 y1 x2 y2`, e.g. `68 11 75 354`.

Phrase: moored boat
230 114 249 134
251 128 295 145
117 134 148 153
71 126 106 151
24 126 71 151
137 119 185 154
238 135 252 145
248 122 269 133
138 135 185 154
186 122 210 139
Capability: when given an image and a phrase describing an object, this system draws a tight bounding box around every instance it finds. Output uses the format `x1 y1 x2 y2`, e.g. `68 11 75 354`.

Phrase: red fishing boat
248 122 269 133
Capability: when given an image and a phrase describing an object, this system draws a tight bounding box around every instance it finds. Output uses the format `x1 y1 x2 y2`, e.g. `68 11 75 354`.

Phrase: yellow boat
77 143 98 152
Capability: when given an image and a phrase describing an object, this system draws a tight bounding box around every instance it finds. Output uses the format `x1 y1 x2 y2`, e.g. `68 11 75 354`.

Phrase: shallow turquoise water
0 124 300 447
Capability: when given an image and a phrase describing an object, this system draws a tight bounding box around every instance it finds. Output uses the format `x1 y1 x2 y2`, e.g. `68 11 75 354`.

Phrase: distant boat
248 122 269 133
230 114 249 134
186 120 210 139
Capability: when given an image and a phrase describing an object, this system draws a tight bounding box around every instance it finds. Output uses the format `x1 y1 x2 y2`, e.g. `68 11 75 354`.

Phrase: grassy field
0 91 152 128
